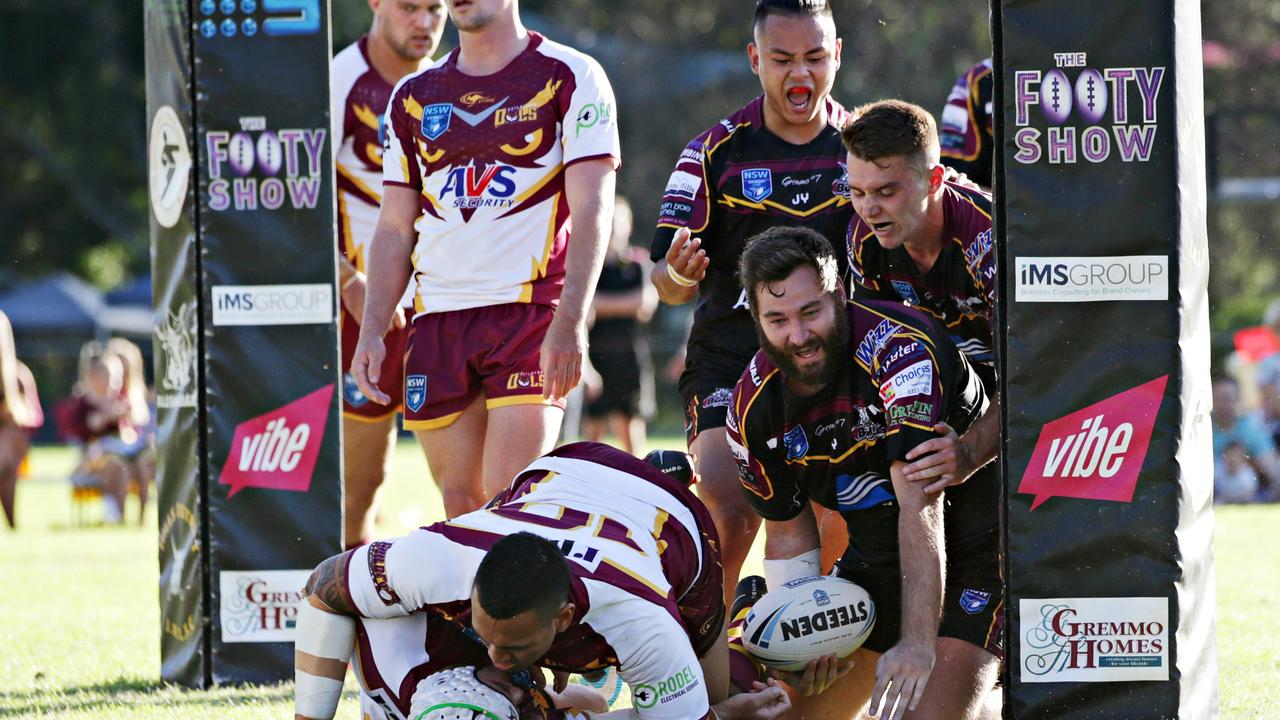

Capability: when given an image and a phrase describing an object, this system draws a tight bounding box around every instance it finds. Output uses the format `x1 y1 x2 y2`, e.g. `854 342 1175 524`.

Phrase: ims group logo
1013 52 1164 165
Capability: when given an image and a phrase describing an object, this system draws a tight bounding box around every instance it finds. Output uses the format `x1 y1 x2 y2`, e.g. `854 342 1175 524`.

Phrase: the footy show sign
146 0 341 686
994 1 1217 717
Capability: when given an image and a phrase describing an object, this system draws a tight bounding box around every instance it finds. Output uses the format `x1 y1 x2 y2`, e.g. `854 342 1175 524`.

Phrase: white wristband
666 262 699 287
763 548 822 590
294 602 356 720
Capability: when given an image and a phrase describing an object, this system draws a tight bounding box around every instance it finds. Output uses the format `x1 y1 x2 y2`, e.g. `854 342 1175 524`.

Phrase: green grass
1 442 1276 718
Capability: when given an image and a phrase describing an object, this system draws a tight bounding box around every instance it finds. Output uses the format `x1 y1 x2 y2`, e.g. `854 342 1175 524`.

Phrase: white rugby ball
742 576 876 671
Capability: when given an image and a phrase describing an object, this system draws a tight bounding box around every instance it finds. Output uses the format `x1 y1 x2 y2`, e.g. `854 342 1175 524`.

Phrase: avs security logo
439 163 518 209
218 384 333 498
205 116 325 212
741 168 773 202
1018 375 1167 510
1014 52 1164 165
1021 597 1168 682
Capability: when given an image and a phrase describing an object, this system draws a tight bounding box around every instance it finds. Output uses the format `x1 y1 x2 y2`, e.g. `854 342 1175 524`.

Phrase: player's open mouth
872 221 895 233
786 87 812 111
794 344 822 360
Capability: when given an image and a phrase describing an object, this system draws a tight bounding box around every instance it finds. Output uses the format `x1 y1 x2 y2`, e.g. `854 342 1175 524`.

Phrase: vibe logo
1013 51 1164 165
439 163 517 209
1018 375 1167 510
218 384 333 497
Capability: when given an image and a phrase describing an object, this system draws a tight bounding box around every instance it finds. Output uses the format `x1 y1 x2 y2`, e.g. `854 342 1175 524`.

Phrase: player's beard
757 296 849 391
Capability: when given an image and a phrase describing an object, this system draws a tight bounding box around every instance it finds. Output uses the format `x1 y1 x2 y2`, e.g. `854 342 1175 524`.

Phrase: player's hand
768 654 854 697
390 307 407 331
664 227 709 285
870 641 935 720
540 313 585 401
713 678 791 720
940 166 983 193
903 422 976 493
351 331 390 405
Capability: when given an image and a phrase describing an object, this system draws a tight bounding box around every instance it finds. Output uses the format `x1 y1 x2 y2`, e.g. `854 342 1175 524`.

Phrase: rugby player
293 442 791 720
843 100 999 492
352 0 619 516
650 0 853 601
938 59 994 191
727 227 1002 719
332 0 447 548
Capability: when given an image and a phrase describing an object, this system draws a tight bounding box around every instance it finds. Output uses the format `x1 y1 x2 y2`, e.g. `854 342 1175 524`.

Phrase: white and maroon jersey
332 36 417 308
344 443 721 720
382 33 620 316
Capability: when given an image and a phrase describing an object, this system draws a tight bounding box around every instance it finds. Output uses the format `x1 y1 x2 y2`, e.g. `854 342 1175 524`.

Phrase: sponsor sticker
149 105 191 228
664 170 701 201
1015 256 1168 302
211 284 333 326
219 569 313 643
880 360 933 407
155 300 198 408
1020 597 1169 682
217 385 333 498
1018 375 1167 510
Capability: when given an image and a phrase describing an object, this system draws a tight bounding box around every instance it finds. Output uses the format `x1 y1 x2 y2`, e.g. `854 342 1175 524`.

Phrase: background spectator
1212 375 1280 502
0 310 42 529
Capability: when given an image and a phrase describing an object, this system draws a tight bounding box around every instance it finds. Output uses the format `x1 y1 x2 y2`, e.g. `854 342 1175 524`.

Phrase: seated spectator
1215 440 1260 504
106 337 155 519
0 310 42 529
1212 375 1280 502
65 350 134 525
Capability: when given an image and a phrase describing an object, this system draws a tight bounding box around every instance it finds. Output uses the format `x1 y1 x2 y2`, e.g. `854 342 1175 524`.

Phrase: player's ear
833 38 843 69
555 602 575 632
928 163 946 193
747 43 761 76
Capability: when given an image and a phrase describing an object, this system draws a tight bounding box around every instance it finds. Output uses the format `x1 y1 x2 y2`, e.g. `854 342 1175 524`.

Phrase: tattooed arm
302 551 357 615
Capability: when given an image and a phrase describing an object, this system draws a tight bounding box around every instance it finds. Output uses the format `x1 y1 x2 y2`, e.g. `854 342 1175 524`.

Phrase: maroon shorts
401 303 564 431
340 307 410 421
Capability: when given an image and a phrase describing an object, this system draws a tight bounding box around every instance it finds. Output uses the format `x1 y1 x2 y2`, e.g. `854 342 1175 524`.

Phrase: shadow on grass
0 676 308 716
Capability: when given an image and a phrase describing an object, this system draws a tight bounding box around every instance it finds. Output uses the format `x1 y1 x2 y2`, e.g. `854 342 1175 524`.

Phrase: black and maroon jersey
848 182 996 388
652 96 854 369
345 442 721 720
939 58 994 187
727 300 996 569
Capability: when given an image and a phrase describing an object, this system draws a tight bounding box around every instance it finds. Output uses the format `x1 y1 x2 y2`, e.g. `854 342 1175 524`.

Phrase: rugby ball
741 576 875 672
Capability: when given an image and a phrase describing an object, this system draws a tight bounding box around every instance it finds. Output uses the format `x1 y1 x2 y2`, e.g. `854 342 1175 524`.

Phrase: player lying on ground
727 227 1003 719
294 441 790 720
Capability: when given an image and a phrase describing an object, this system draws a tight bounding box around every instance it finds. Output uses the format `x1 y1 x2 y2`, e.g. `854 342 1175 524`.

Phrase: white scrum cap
410 666 519 720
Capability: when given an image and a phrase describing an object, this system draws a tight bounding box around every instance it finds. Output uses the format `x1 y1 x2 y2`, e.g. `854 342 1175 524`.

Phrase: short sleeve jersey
726 300 994 568
939 58 994 187
848 182 997 387
332 36 415 307
651 96 853 367
344 443 720 720
382 33 620 316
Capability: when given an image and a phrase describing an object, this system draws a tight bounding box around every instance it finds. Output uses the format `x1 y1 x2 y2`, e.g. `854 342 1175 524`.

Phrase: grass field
2 441 1277 718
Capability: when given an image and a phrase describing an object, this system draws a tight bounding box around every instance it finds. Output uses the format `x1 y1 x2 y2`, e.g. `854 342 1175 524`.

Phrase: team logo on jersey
960 588 992 615
891 280 920 304
741 168 773 202
405 374 427 412
342 372 368 408
783 426 809 461
421 103 452 141
836 472 894 511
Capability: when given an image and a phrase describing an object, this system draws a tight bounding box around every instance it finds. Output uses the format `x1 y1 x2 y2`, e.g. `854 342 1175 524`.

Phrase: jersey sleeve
727 362 809 522
599 602 713 720
381 80 422 190
939 61 994 184
560 56 620 168
870 324 956 463
651 131 715 261
345 528 478 619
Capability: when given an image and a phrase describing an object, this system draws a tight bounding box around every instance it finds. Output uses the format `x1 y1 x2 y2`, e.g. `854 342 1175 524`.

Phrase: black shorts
677 351 753 444
585 345 653 420
834 535 1004 660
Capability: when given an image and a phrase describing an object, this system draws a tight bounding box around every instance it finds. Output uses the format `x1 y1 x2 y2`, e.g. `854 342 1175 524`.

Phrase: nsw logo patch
420 103 453 141
960 588 992 615
741 168 773 202
405 374 427 412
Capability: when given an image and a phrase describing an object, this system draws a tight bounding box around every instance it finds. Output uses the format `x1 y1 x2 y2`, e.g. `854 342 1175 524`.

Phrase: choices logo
1018 375 1167 510
219 569 313 642
1013 52 1163 165
1021 597 1168 682
205 116 326 212
1015 256 1168 303
218 384 333 498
